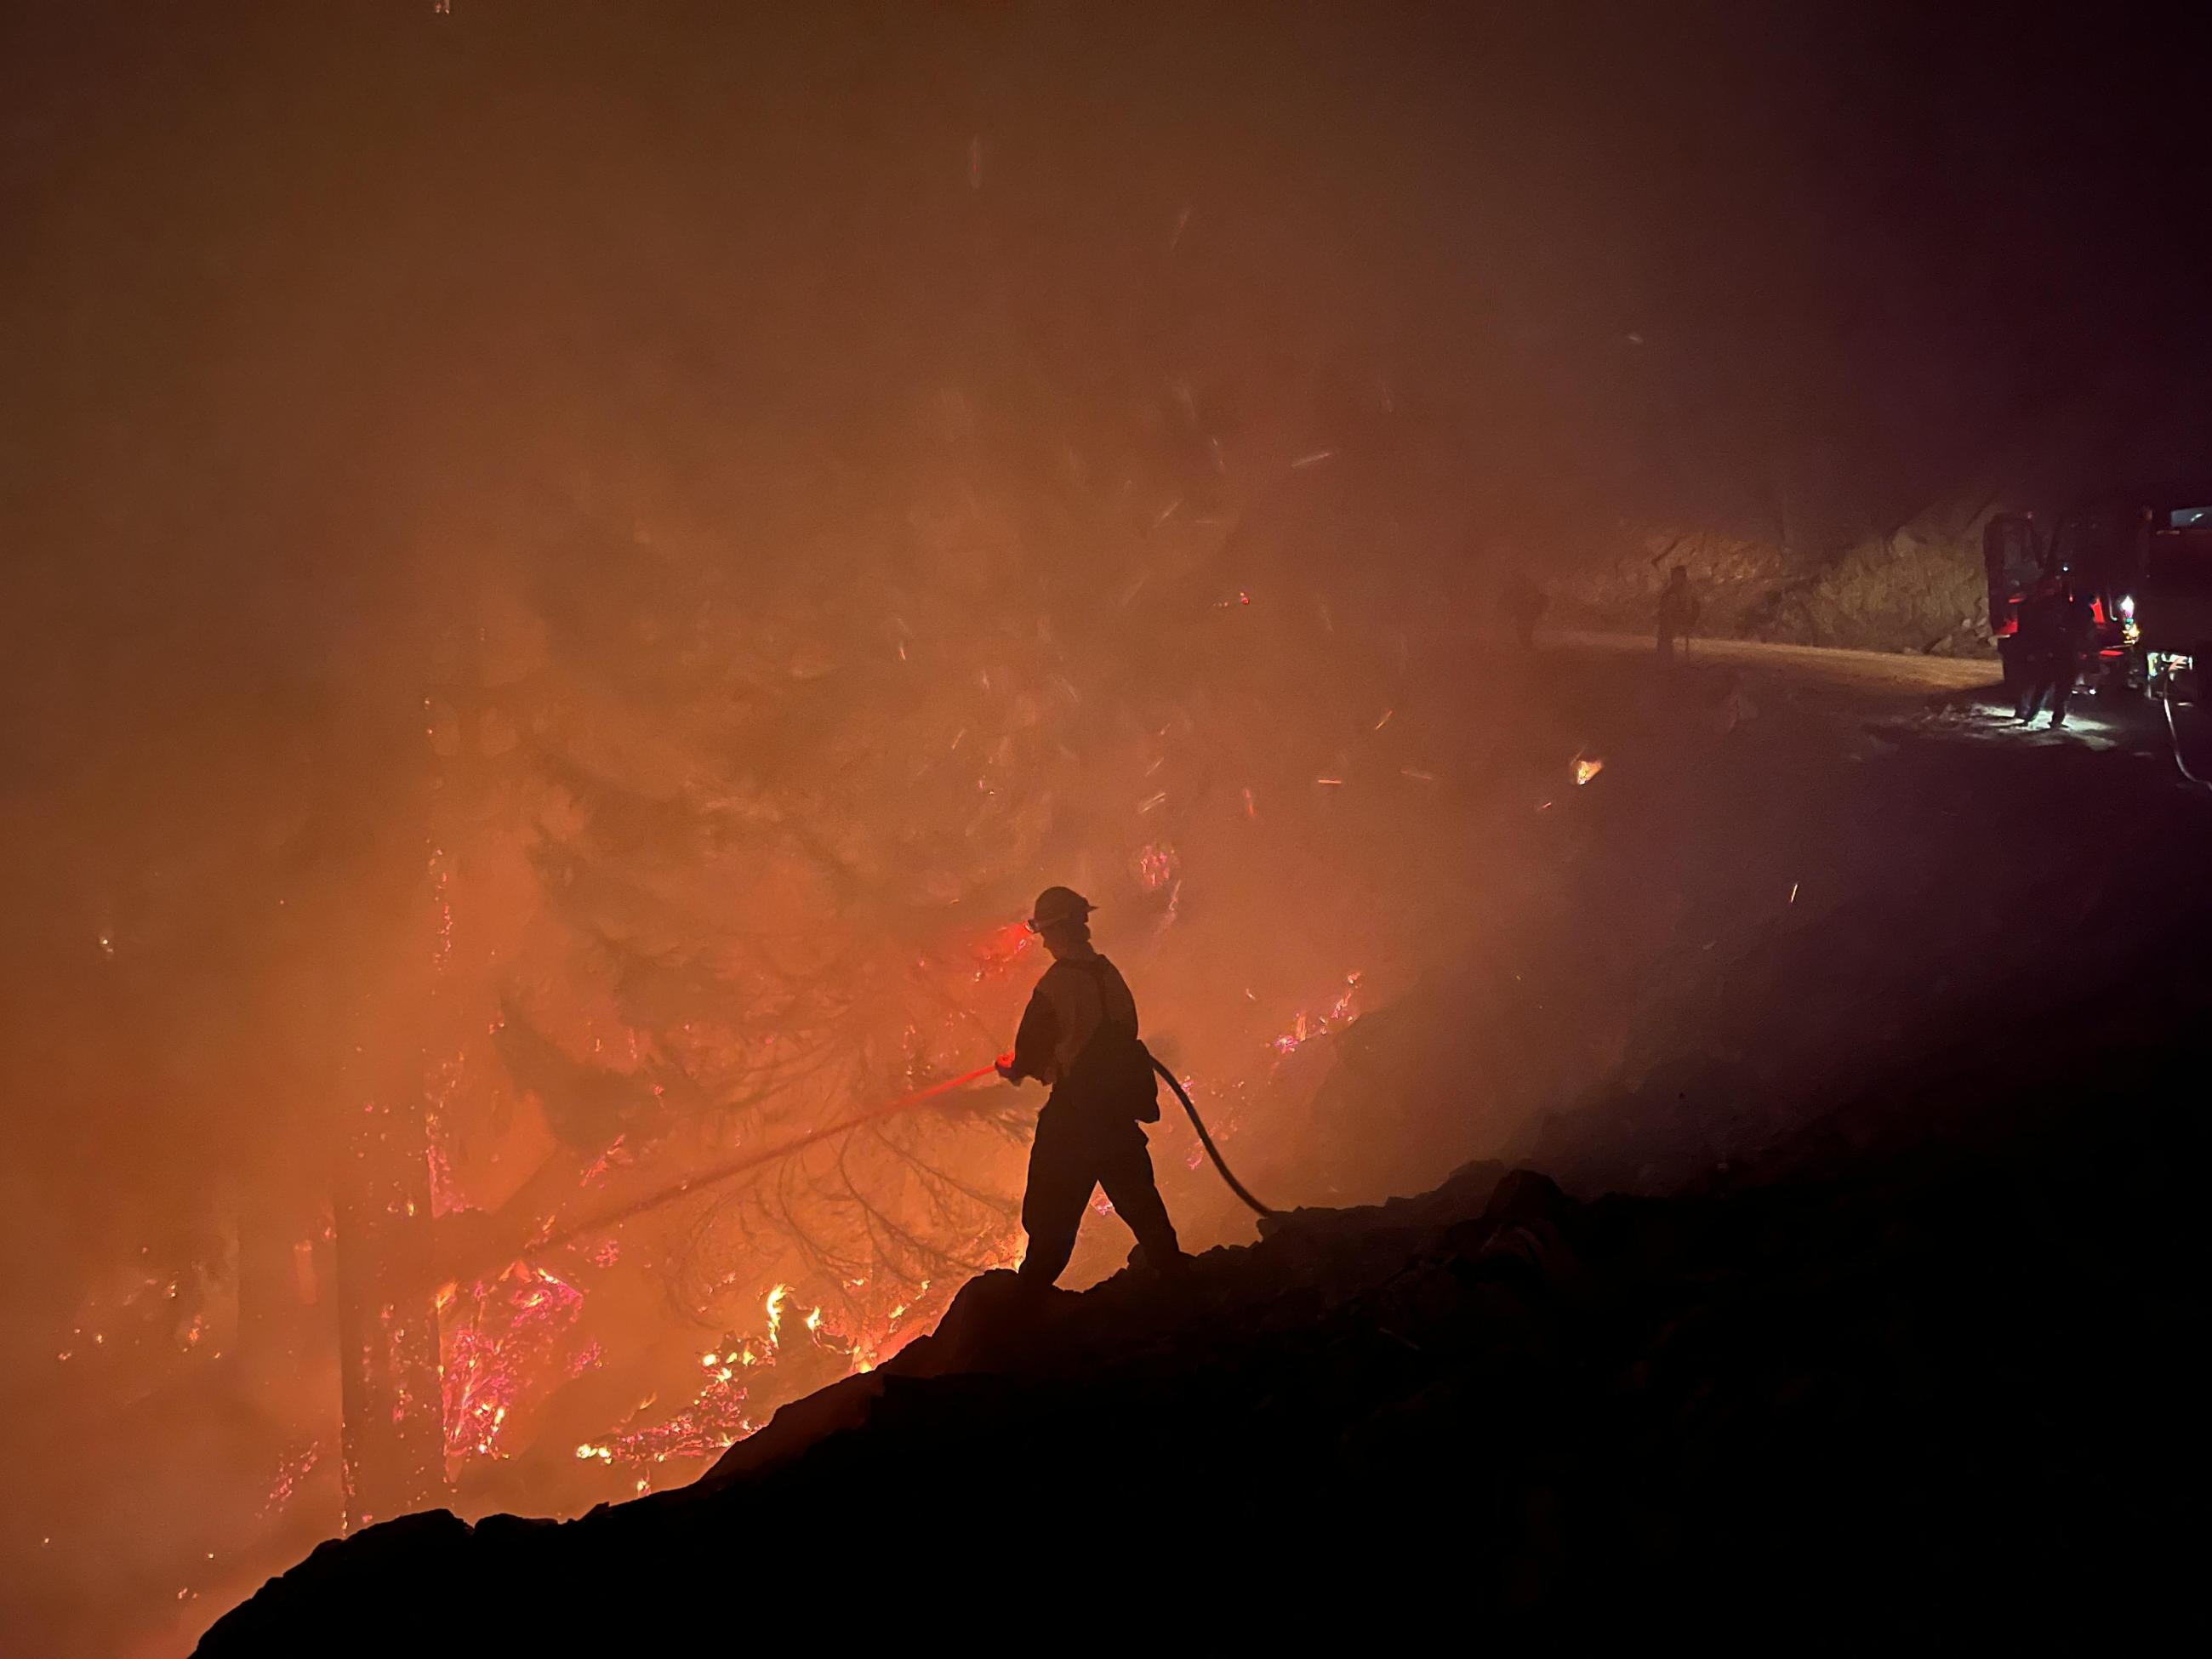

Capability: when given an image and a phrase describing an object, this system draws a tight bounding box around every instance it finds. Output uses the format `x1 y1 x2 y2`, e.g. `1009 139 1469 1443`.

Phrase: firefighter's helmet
1026 886 1094 934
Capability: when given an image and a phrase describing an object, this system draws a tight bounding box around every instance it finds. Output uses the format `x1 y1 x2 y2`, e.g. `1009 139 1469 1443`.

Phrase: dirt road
1267 625 2208 1213
1550 628 2001 694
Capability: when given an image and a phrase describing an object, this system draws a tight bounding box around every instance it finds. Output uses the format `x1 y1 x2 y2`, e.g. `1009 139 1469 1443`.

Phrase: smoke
3 3 2205 1651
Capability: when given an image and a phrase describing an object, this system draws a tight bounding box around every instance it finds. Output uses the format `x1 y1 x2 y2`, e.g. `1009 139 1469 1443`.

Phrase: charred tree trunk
231 1179 326 1409
334 1058 446 1527
329 556 529 1521
326 612 460 1530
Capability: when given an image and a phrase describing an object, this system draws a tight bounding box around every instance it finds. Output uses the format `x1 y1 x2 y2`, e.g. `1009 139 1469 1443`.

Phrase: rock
887 1268 1049 1378
1483 1166 1569 1231
697 1371 889 1487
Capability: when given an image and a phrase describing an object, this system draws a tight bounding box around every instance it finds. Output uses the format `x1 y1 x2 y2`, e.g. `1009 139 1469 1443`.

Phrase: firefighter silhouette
996 887 1183 1285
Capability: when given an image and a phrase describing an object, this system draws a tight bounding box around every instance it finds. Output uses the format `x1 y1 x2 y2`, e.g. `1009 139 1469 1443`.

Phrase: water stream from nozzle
533 1063 1001 1253
533 1047 1275 1257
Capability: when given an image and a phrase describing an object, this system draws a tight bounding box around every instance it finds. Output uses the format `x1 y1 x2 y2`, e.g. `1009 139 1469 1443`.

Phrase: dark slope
204 1040 2203 1652
207 672 2212 1652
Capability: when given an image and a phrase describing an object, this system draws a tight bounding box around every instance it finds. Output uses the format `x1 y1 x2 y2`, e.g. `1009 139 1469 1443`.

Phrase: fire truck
1983 486 2212 704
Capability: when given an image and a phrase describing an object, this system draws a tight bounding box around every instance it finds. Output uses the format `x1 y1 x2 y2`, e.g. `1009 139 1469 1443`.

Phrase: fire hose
531 1049 1273 1259
1149 1051 1277 1218
2160 693 2212 791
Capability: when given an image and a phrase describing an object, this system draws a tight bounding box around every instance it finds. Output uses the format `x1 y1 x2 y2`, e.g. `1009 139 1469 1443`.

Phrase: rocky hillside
203 1035 2202 1650
1547 513 1995 657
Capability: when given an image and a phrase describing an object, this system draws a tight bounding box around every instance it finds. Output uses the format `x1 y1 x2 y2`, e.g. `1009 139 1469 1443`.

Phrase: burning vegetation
9 4 2212 1652
14 394 1487 1643
5 155 1514 1637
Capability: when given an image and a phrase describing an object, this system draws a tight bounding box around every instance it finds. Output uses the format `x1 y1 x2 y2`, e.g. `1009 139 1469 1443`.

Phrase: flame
763 1283 790 1348
571 1274 882 1476
354 816 1399 1521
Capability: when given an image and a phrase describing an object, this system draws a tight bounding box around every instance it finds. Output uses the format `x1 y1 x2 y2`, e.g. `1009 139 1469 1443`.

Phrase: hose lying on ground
1150 1052 1278 1218
2161 694 2212 790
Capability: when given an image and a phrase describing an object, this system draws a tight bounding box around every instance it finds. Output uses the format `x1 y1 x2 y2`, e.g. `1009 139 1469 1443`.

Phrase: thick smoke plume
3 5 2206 1652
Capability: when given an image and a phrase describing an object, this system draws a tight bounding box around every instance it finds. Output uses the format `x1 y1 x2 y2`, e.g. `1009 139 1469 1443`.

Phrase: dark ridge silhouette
203 1018 2201 1650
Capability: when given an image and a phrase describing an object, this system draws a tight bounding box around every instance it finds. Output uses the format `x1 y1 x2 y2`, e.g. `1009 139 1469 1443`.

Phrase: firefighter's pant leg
1095 1121 1181 1264
1018 1112 1179 1284
2010 643 2038 718
2049 653 2078 719
1018 1109 1094 1286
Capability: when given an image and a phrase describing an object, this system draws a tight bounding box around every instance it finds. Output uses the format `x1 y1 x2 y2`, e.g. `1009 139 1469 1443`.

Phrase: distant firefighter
997 886 1183 1286
1498 567 1548 649
1656 566 1699 664
2013 568 2090 728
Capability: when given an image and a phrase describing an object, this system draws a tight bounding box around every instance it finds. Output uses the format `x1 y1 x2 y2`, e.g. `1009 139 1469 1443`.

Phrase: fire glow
443 1266 587 1464
25 333 1487 1650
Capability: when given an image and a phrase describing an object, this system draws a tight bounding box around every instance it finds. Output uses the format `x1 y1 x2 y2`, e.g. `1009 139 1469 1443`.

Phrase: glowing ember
573 1280 858 1474
442 1265 587 1465
1134 841 1178 892
573 1368 752 1472
1331 971 1363 1023
263 1440 324 1517
1574 755 1604 785
580 1134 633 1187
972 921 1033 978
1271 971 1363 1056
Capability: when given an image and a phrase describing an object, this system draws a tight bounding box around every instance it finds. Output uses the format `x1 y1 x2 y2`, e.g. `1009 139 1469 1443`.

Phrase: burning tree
371 342 1445 1503
389 450 1090 1493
